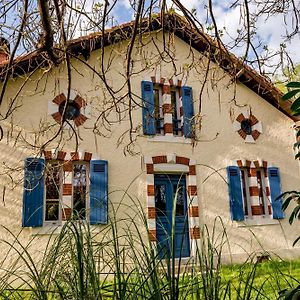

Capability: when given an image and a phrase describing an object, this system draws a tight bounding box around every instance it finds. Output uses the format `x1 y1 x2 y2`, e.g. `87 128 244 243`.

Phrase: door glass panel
155 184 166 216
174 184 185 216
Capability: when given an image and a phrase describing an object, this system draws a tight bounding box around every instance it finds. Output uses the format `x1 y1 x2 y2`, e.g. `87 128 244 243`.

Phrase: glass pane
174 184 185 216
171 91 177 119
73 164 87 219
155 184 166 216
46 163 61 200
45 201 59 221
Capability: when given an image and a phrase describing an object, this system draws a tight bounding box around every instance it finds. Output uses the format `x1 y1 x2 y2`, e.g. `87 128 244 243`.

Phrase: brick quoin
44 150 52 160
57 151 66 161
70 152 79 161
147 185 155 196
176 156 190 165
188 185 197 196
84 152 92 161
52 93 66 105
236 113 245 123
164 123 173 134
189 206 199 217
62 208 72 221
74 95 86 108
251 205 263 215
148 230 156 241
63 184 72 195
152 156 167 164
190 227 200 239
148 207 156 219
146 164 154 174
162 84 170 95
63 161 73 172
189 165 196 175
162 103 172 114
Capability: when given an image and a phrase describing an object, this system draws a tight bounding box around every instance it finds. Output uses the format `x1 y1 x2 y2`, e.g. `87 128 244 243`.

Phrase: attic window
241 119 252 135
59 101 81 120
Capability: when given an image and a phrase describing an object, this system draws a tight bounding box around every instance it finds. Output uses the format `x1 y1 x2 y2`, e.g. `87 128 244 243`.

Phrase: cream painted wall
0 31 300 263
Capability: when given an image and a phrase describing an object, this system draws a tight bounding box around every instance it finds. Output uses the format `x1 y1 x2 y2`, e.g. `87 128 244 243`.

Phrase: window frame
153 85 164 134
240 167 270 219
170 87 182 136
43 160 90 226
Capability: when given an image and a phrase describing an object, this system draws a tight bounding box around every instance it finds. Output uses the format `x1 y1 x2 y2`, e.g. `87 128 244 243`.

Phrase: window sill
148 135 191 144
29 222 103 236
237 217 280 227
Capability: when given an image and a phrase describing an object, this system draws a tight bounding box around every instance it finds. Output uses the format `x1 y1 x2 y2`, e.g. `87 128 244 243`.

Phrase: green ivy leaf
286 82 300 88
282 89 300 100
291 97 300 111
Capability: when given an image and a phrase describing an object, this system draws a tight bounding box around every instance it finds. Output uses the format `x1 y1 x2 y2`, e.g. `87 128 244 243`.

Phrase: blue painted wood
181 86 194 138
268 167 284 219
155 175 190 258
22 158 45 227
227 166 245 221
90 160 108 224
141 81 156 135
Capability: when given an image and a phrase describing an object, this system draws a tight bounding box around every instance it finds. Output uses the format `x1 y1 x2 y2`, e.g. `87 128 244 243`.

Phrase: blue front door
154 174 190 258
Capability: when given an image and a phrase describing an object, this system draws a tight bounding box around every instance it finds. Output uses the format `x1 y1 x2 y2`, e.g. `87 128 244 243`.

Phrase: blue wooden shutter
22 158 45 227
226 166 244 221
90 160 108 224
268 167 284 219
141 81 156 135
181 86 194 138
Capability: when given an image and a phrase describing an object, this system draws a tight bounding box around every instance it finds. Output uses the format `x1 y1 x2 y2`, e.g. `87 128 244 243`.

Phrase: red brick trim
188 185 197 196
176 156 190 165
266 186 270 196
52 93 66 105
190 227 200 239
236 113 246 123
164 123 173 134
162 103 172 114
189 206 199 217
63 184 72 195
152 155 167 164
249 186 259 196
251 130 260 140
249 168 257 177
83 152 92 161
62 208 72 221
44 150 52 160
63 161 73 172
146 164 154 174
268 205 272 215
74 95 86 108
251 205 263 215
148 229 156 241
249 114 259 126
74 114 88 127
57 151 66 161
238 129 247 139
189 165 196 175
71 152 79 161
148 207 156 219
147 185 155 196
51 112 62 123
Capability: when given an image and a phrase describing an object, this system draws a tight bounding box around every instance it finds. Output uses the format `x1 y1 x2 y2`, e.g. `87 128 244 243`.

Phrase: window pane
45 201 59 221
73 164 87 219
155 184 166 216
46 163 61 200
174 184 185 216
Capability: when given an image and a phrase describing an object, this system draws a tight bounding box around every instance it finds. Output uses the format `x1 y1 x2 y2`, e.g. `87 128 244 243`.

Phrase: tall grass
0 199 298 299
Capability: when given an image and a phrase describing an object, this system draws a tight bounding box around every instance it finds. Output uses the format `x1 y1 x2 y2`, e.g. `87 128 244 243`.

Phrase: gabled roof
0 13 297 121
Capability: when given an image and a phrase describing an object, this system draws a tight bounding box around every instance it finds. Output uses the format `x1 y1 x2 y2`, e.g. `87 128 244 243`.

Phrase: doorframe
144 153 200 258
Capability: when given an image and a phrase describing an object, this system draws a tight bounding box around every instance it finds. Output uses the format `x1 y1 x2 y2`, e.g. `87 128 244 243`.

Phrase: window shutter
268 167 284 219
181 86 194 138
141 81 156 135
226 166 244 221
90 160 108 224
22 157 45 227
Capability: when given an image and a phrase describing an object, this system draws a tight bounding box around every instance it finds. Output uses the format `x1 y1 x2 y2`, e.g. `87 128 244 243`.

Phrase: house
0 13 299 263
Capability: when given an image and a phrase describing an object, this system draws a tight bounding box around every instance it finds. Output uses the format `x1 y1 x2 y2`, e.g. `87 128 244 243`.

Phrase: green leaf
286 82 300 88
292 109 300 116
291 96 300 111
282 89 300 100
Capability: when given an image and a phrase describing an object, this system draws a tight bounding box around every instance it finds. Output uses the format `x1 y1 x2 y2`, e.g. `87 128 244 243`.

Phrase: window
141 81 194 138
22 157 108 227
239 167 269 218
227 165 284 221
44 161 89 224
